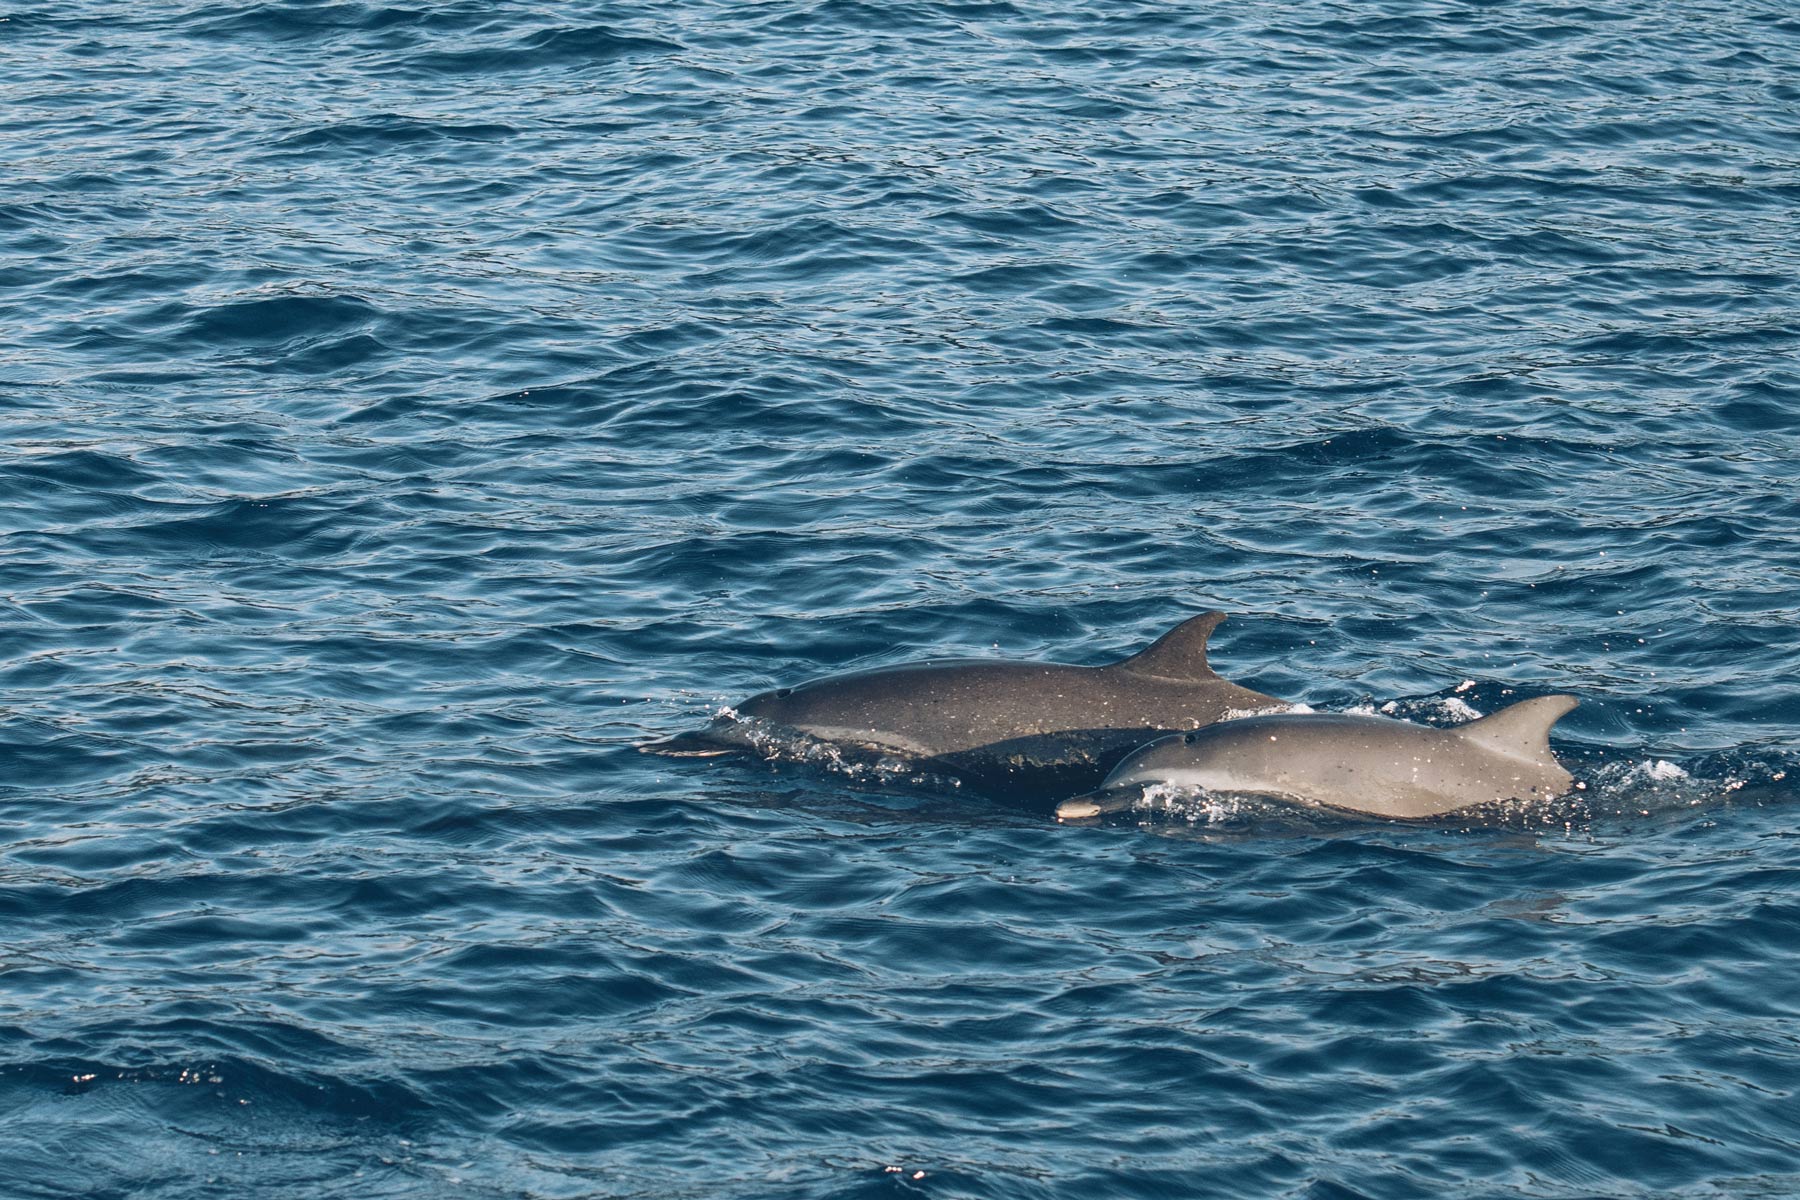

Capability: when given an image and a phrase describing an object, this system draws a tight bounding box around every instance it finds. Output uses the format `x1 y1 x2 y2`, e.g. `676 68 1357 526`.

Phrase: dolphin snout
1056 787 1140 821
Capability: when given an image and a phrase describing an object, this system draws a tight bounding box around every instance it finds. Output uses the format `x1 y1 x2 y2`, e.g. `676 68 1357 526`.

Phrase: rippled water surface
4 2 1799 1196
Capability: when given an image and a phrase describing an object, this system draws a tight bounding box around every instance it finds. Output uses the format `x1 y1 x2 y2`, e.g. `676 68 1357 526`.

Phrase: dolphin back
642 609 1284 804
1077 696 1581 820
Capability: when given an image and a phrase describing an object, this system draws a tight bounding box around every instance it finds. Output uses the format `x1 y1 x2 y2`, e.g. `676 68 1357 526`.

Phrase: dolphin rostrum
1056 695 1579 820
641 611 1284 801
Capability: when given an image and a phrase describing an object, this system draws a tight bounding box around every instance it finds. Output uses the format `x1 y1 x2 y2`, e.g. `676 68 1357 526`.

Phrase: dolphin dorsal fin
1456 695 1578 762
1113 611 1226 680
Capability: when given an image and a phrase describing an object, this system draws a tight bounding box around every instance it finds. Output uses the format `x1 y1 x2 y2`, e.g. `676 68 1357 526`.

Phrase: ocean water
3 1 1798 1196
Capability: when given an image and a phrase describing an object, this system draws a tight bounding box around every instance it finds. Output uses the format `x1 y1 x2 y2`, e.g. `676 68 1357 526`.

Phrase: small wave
396 22 680 75
273 116 517 153
178 294 379 349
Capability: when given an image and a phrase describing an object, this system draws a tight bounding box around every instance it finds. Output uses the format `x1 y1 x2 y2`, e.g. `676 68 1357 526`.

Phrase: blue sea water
3 0 1799 1195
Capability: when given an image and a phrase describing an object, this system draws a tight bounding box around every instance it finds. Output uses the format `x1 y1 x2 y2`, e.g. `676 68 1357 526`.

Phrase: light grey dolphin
1056 695 1578 820
641 611 1284 801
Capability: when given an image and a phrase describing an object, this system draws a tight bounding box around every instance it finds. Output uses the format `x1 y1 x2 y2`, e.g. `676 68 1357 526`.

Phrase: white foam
1136 782 1247 825
1619 758 1690 783
1219 702 1303 722
1437 696 1482 721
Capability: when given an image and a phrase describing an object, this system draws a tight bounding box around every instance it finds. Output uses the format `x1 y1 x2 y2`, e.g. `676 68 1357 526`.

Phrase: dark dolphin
642 611 1284 801
1056 695 1579 820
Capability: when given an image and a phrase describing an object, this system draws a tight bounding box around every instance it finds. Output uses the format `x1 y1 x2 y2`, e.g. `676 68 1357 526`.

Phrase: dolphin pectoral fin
638 731 740 758
1457 695 1579 763
1112 611 1226 681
